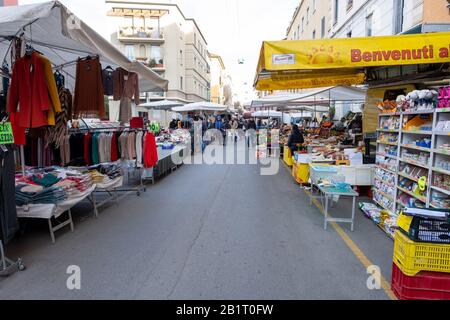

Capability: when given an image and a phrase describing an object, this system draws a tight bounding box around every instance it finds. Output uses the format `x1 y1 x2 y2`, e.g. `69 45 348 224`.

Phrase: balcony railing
118 26 164 42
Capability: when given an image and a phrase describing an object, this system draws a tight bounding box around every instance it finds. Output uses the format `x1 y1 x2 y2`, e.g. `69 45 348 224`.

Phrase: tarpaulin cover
0 1 168 92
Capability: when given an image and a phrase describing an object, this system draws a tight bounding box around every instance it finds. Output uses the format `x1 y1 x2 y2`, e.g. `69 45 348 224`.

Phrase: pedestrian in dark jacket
287 124 304 155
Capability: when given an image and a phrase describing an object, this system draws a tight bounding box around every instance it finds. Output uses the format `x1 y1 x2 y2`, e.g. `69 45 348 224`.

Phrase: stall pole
20 145 25 176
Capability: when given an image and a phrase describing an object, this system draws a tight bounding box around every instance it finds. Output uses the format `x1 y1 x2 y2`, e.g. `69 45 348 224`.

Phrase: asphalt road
0 146 392 299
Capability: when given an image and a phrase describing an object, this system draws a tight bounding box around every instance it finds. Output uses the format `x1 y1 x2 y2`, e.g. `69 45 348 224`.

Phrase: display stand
374 107 450 218
0 240 25 276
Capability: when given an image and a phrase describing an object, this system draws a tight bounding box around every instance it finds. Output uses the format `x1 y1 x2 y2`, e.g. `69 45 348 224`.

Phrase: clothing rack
68 125 149 196
0 240 25 276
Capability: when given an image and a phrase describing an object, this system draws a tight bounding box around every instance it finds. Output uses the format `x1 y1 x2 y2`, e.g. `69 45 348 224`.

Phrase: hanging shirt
73 57 106 119
113 67 140 104
135 131 143 168
91 133 100 165
111 132 118 162
102 67 114 96
84 132 92 166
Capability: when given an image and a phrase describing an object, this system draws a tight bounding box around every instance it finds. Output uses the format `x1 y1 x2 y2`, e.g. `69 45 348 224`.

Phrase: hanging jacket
7 52 50 129
143 132 158 168
38 54 62 126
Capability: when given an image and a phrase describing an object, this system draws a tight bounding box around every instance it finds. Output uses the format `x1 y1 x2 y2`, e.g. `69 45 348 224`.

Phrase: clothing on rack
73 56 106 120
136 131 144 168
0 144 19 244
7 52 51 145
119 97 132 124
143 132 158 168
113 67 140 104
102 67 114 96
38 54 61 126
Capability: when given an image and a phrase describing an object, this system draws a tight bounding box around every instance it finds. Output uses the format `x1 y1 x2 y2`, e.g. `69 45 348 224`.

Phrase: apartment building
330 0 450 38
104 0 211 105
208 53 226 104
286 0 331 41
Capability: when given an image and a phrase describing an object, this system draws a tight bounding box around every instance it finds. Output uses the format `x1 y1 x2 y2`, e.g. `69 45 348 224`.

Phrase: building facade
330 0 450 39
104 0 211 105
286 0 331 41
208 53 226 104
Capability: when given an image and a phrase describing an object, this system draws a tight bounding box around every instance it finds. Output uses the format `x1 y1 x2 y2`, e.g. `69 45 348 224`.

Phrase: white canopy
251 86 367 109
0 1 168 92
139 99 184 110
172 102 228 113
251 110 282 118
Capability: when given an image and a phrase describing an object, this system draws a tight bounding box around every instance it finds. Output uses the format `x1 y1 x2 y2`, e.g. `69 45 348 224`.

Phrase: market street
0 145 393 300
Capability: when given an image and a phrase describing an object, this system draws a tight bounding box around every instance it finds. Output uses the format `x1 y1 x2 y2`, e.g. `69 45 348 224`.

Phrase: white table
17 185 96 243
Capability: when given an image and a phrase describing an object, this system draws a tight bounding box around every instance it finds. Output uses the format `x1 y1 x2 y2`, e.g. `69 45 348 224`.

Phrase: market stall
254 31 450 299
0 1 171 271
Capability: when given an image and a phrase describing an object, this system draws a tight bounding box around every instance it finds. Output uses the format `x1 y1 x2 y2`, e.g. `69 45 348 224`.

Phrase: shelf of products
373 88 450 237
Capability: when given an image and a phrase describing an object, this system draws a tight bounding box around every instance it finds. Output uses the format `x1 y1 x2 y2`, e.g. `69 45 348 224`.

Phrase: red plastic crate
392 262 450 300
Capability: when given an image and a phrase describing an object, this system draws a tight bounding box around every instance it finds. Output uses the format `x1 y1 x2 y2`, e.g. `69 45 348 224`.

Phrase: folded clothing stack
15 184 66 206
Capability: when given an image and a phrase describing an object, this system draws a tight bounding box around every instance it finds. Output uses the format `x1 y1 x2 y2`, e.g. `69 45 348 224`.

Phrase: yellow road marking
282 161 397 300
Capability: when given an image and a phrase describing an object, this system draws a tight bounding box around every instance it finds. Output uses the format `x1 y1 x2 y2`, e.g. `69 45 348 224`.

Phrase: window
312 30 316 39
393 0 405 34
294 31 297 40
366 13 373 37
347 0 353 11
180 77 183 90
306 7 310 24
180 50 183 66
150 45 161 60
139 45 146 58
334 0 339 25
321 17 326 38
297 25 300 38
313 0 316 12
347 30 352 38
125 44 135 60
301 17 305 32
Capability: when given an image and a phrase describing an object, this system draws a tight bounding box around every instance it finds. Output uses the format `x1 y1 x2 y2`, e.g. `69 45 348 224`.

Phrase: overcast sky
21 0 299 103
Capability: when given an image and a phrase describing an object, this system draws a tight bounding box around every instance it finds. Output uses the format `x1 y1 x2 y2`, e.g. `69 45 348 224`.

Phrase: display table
16 185 96 243
90 176 124 218
151 145 188 180
313 185 359 231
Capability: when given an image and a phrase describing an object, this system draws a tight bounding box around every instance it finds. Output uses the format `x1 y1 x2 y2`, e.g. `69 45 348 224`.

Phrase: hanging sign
0 122 14 145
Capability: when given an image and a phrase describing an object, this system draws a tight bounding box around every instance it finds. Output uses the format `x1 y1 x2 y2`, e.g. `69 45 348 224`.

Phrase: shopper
287 124 304 156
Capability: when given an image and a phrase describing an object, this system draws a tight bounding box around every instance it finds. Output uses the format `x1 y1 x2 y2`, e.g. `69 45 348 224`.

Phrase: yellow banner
256 72 365 91
262 32 450 71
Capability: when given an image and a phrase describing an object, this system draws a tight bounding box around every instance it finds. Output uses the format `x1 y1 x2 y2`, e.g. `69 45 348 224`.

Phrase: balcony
136 56 165 72
118 26 164 44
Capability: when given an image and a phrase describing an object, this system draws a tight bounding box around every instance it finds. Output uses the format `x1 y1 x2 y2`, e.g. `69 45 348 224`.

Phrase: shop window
312 30 316 39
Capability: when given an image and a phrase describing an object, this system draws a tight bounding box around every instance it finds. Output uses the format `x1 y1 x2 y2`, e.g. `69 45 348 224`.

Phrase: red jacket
7 52 50 129
143 132 158 168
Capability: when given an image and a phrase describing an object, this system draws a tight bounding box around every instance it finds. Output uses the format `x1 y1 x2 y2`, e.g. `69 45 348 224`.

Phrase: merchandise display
374 87 450 239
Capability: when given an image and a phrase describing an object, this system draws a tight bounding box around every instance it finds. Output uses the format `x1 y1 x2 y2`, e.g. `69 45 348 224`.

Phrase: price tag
0 122 14 145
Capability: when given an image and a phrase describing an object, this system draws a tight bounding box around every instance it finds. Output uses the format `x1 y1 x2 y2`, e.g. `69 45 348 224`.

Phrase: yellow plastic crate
396 213 413 234
393 230 450 276
283 146 293 167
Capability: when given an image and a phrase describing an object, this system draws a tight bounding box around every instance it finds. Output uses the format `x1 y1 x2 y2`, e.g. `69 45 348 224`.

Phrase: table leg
91 193 98 218
324 194 329 231
48 219 55 244
351 196 356 232
68 209 74 232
